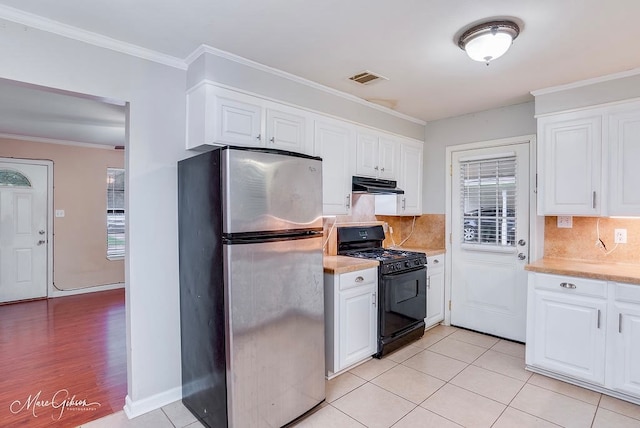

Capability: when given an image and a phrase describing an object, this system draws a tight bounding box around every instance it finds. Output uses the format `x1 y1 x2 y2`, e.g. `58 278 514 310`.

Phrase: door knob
37 240 46 246
517 253 526 260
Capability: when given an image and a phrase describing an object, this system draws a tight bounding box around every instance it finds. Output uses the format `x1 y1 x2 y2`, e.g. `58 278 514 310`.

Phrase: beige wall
0 138 125 290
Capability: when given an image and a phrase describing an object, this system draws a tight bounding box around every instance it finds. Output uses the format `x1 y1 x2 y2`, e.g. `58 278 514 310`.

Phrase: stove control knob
395 262 402 270
405 261 410 267
415 260 421 266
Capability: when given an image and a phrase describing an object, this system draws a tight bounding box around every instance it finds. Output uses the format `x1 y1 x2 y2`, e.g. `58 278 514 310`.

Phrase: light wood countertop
323 256 379 274
526 258 640 284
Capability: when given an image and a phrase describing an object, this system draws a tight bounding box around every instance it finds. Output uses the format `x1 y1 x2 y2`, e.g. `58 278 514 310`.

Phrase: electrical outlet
615 229 627 244
557 216 573 228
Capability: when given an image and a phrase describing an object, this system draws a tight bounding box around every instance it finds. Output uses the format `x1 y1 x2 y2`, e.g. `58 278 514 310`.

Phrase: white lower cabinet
425 254 445 328
608 282 640 397
527 272 640 404
325 267 377 378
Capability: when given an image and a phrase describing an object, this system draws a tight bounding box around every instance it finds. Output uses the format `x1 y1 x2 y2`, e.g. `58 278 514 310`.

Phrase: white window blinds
460 155 517 247
107 168 125 259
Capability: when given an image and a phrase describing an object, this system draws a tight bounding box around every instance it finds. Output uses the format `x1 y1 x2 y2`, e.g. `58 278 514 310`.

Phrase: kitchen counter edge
323 256 380 274
525 258 640 285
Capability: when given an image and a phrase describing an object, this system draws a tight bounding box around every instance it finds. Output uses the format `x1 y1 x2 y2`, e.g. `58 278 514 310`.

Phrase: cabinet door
266 108 307 153
215 95 263 147
398 141 423 215
425 256 445 328
531 290 606 384
609 108 640 215
539 114 602 215
378 137 397 180
314 120 355 215
610 300 640 396
355 132 379 177
339 285 377 369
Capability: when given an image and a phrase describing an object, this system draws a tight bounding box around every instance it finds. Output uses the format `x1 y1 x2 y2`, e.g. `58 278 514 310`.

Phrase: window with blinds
460 155 517 247
107 168 125 259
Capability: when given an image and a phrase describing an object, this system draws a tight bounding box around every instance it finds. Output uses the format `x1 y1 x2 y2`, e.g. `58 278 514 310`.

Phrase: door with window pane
451 143 529 341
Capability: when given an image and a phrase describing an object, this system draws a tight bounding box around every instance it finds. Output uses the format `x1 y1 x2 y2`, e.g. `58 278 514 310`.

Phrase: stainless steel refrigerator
178 146 325 428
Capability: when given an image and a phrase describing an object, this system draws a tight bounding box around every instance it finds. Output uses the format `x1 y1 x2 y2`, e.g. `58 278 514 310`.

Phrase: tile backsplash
322 194 445 254
544 216 640 264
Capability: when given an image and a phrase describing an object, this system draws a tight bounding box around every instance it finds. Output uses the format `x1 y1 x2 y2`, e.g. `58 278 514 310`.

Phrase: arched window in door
0 169 31 187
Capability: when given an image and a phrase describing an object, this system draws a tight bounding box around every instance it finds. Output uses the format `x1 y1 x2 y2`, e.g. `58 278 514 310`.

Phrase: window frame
106 167 125 260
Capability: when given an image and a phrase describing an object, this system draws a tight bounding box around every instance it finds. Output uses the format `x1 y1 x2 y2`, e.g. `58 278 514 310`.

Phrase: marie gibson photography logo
10 389 101 421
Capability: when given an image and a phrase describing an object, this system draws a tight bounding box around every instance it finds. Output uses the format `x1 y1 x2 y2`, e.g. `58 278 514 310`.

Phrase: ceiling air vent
348 70 388 85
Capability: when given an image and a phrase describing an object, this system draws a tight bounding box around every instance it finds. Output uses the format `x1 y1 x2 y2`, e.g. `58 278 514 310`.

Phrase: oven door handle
381 265 426 278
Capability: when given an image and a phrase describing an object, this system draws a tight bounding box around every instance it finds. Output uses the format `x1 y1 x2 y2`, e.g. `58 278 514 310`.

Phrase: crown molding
0 5 187 70
531 67 640 96
186 44 426 126
0 132 120 149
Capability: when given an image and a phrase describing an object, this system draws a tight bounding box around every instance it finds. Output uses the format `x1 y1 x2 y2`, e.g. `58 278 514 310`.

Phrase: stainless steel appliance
337 225 426 357
178 146 325 428
352 175 404 194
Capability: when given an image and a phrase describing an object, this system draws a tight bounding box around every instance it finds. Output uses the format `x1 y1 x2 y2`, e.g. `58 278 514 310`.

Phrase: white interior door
0 161 48 303
450 143 530 341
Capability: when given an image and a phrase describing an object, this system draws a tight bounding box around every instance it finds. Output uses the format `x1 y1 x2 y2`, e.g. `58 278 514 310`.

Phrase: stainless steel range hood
352 176 404 194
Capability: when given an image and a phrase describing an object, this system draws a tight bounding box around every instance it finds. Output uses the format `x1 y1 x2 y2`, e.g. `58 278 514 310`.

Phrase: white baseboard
48 282 124 298
123 386 182 419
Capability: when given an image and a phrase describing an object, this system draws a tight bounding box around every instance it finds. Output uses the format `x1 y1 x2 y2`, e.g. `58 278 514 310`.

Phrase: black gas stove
340 248 427 274
337 225 427 357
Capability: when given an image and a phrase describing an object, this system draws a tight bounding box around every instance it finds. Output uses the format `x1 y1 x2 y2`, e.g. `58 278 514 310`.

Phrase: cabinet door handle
433 259 439 264
346 194 351 209
597 309 601 329
372 293 376 306
355 276 364 283
592 191 596 209
402 197 406 210
256 133 262 141
380 167 385 172
374 166 379 170
559 282 576 289
269 137 275 143
619 313 623 333
427 277 431 289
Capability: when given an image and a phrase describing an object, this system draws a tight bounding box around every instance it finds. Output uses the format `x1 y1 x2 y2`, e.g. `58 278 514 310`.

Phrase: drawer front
427 254 444 267
614 281 640 304
533 273 607 299
340 267 377 291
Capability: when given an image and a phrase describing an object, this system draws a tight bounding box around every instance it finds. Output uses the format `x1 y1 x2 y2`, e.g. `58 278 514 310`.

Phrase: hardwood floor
0 289 126 427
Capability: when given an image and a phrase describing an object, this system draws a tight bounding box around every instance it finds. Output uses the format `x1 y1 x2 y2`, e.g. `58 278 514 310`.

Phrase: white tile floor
79 325 640 428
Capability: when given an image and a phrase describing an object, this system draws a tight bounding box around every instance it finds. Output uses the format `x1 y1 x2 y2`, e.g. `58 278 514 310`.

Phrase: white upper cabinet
314 118 355 216
374 138 423 216
608 105 640 215
538 113 602 215
355 130 397 180
187 84 312 154
214 94 263 147
399 140 423 215
537 99 640 216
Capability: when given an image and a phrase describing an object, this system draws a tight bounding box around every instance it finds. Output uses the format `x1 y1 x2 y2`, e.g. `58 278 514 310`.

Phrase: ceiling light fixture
458 20 520 65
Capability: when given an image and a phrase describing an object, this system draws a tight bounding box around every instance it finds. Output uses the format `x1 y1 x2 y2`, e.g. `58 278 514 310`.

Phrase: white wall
534 72 640 116
422 101 536 213
0 18 186 414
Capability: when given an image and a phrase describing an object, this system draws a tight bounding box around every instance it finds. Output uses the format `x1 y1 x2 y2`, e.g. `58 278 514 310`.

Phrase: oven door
380 267 427 337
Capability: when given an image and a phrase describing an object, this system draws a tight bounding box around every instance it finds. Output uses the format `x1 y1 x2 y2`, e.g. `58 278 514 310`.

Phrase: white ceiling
1 0 640 145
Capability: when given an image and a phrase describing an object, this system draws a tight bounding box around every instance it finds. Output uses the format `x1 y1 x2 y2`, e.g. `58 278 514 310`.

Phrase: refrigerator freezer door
224 236 325 427
222 148 323 234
